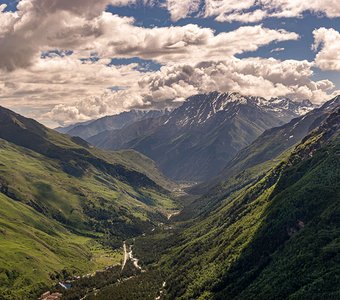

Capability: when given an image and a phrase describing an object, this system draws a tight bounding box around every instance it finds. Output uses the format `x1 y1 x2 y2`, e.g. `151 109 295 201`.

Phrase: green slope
0 107 179 298
0 105 176 192
0 139 175 232
158 106 340 299
0 192 114 300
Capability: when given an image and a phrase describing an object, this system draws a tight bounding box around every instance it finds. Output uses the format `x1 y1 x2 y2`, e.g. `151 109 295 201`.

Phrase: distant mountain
55 119 93 134
89 114 169 151
160 101 340 300
56 109 170 139
89 92 316 182
0 106 178 298
163 93 314 127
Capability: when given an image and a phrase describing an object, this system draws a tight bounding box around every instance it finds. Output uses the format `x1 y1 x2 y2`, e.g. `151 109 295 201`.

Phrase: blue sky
0 0 339 126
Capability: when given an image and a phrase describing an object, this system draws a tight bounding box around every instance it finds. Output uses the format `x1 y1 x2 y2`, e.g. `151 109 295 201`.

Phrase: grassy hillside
94 149 178 192
0 139 176 232
0 192 123 299
0 106 176 192
0 107 179 298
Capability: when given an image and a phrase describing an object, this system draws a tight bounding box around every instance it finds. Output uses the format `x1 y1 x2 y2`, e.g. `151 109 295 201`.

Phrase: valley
1 2 340 299
0 94 339 300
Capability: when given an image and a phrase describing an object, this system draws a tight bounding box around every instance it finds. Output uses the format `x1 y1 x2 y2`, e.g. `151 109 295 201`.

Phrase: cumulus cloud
147 0 340 22
18 0 135 17
97 22 298 64
165 0 201 21
312 27 340 71
45 89 146 125
0 0 299 71
0 0 137 70
261 0 340 19
204 0 258 22
191 0 340 23
217 9 267 23
0 55 143 124
139 58 337 104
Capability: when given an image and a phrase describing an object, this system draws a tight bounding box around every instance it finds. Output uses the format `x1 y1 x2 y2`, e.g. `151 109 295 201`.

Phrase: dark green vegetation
61 260 144 300
0 106 179 299
156 101 340 299
78 232 178 300
86 269 163 300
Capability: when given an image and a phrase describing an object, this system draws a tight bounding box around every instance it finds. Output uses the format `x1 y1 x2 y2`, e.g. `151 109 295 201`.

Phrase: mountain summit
164 92 315 127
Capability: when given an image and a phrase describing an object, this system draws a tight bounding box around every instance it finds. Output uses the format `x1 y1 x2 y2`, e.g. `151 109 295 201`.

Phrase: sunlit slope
0 192 109 299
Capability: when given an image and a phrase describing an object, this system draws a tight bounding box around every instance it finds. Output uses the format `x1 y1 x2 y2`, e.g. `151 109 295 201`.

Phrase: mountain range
88 92 315 181
192 94 340 194
56 109 170 140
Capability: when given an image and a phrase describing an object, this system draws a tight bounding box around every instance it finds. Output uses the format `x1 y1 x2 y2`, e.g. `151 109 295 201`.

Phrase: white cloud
162 0 340 22
217 9 267 23
0 4 6 10
165 0 201 21
45 89 146 126
0 0 299 70
0 55 143 124
271 47 285 53
96 22 298 63
313 27 340 71
139 58 337 105
261 0 340 19
204 0 259 22
0 0 137 71
192 0 340 23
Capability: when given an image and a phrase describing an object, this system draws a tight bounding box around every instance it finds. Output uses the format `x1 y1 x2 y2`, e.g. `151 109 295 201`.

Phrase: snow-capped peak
163 92 317 127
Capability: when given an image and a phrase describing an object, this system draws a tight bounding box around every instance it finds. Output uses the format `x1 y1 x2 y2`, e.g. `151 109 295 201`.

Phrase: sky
0 0 339 127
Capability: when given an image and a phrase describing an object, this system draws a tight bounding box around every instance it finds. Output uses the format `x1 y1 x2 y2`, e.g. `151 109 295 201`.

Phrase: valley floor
44 217 179 300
